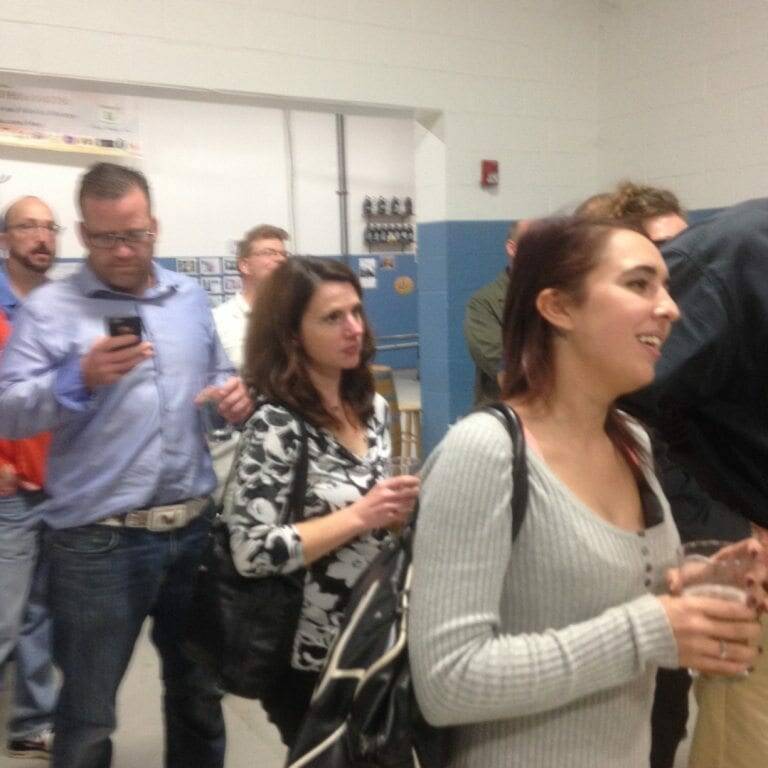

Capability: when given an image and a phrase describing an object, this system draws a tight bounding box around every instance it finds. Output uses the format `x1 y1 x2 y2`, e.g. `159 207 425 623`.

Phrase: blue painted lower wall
349 253 418 370
416 206 726 456
417 219 512 454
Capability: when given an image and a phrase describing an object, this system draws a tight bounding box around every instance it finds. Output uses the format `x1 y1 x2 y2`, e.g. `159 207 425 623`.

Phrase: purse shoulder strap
479 402 529 542
219 433 247 518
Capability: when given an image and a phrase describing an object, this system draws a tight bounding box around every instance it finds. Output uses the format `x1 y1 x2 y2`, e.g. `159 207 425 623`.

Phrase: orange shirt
0 311 50 488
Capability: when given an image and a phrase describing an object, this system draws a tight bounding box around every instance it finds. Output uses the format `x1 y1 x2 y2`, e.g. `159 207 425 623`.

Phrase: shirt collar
235 292 251 315
75 260 179 300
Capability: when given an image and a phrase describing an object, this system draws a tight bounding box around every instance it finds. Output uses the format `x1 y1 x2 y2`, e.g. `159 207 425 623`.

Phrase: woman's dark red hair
501 216 648 466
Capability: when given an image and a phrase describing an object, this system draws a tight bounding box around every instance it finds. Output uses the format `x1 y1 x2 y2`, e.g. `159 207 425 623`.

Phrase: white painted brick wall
414 115 447 222
3 1 766 215
597 0 768 208
0 0 604 222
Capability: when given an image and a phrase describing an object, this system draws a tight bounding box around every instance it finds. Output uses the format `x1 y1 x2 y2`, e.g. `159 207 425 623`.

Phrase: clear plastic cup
380 457 420 534
678 540 751 680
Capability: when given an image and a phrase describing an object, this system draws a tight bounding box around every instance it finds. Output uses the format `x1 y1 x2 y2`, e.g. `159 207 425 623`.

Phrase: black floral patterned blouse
226 396 391 671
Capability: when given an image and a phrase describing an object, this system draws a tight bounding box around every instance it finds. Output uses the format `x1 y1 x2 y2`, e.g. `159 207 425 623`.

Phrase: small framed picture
358 257 377 289
223 275 241 293
198 257 221 275
176 257 197 274
223 258 239 274
201 277 223 294
208 293 224 307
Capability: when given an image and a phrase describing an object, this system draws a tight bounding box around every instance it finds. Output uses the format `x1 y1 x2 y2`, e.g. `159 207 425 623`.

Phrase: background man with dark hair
0 163 252 768
464 218 531 404
213 223 289 369
0 195 60 759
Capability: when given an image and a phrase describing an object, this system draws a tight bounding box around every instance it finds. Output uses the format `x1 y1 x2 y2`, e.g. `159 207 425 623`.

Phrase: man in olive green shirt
464 219 530 404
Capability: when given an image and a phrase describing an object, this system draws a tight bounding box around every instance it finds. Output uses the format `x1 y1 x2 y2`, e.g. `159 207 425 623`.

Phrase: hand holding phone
83 321 152 390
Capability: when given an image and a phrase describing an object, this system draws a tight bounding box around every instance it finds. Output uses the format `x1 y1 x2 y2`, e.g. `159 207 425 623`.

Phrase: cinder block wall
3 0 767 450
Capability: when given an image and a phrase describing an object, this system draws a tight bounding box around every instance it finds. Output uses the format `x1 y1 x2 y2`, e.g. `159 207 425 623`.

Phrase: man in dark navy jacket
628 198 768 768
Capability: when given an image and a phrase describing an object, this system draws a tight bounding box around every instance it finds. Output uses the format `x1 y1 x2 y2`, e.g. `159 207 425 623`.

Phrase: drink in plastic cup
380 457 420 534
678 540 749 604
200 399 234 443
382 457 420 478
678 540 750 679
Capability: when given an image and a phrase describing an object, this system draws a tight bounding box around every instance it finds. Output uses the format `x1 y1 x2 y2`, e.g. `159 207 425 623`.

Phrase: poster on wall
198 257 220 275
359 257 377 289
201 277 223 294
0 78 140 156
223 276 240 293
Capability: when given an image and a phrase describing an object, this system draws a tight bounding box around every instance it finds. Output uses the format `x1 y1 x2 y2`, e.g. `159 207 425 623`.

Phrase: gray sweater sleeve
409 413 678 728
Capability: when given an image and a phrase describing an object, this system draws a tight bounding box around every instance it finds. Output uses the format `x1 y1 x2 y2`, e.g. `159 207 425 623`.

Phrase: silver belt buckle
146 505 187 532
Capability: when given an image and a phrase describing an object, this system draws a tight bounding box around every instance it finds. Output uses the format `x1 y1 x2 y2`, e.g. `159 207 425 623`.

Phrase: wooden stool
399 405 422 460
370 364 402 457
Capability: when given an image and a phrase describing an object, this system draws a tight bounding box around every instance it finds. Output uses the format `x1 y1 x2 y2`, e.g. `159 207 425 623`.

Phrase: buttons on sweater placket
638 530 653 589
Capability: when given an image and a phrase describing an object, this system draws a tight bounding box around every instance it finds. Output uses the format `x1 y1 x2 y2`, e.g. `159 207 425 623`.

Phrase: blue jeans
0 491 57 740
46 515 225 768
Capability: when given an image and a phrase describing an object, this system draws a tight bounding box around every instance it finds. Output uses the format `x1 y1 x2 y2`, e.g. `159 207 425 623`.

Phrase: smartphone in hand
106 316 143 346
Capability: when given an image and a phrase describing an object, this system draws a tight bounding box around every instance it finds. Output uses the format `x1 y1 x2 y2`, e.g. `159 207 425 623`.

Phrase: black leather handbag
182 418 309 700
285 403 528 767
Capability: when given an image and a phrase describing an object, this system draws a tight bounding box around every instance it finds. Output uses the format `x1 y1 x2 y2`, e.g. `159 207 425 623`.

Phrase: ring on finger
719 639 728 660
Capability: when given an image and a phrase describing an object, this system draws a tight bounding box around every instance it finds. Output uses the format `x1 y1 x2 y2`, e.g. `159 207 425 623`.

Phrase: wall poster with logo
0 77 140 156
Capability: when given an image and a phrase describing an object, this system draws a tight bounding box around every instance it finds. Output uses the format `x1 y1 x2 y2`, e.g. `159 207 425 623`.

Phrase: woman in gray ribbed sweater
409 218 762 767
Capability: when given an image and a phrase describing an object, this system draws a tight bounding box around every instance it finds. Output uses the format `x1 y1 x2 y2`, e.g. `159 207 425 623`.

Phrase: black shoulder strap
285 418 309 524
479 402 529 542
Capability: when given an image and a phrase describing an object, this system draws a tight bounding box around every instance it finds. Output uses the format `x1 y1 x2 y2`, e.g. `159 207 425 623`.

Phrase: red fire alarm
481 159 499 188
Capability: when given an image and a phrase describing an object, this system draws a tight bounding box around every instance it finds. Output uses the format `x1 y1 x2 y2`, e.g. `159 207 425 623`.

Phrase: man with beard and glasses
0 196 60 759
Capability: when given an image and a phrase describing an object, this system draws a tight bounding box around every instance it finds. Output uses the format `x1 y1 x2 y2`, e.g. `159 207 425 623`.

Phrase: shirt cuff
627 593 680 670
53 352 95 412
286 524 306 570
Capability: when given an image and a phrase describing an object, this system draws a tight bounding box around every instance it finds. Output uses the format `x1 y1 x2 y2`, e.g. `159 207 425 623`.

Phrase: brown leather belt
97 497 209 532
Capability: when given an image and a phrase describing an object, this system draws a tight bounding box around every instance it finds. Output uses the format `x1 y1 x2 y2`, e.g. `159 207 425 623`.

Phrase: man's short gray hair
78 163 152 214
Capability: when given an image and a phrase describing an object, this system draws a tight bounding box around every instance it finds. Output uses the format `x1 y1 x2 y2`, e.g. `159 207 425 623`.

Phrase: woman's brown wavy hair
243 257 376 428
500 216 648 468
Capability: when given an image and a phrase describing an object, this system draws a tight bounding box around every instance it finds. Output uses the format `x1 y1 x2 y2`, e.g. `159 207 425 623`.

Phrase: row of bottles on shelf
364 222 415 245
363 196 414 217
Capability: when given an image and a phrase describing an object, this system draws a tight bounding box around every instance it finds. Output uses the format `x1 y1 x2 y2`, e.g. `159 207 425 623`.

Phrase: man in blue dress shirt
0 163 252 768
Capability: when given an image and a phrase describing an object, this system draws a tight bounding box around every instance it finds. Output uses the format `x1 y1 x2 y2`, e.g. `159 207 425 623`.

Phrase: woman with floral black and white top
226 257 418 746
